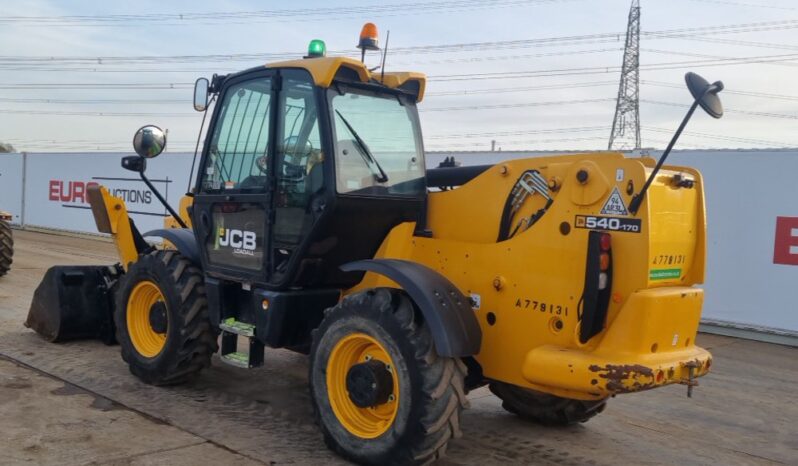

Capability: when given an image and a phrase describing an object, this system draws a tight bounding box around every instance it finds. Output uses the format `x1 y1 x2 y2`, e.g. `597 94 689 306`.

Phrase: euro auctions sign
24 152 193 234
48 180 153 209
774 216 798 266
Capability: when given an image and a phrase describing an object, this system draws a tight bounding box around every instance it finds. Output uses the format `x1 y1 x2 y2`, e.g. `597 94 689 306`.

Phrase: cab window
273 73 324 273
201 77 272 192
330 88 425 196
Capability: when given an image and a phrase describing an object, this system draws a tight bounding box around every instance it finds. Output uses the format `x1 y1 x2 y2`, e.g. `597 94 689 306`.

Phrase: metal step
219 329 264 369
219 318 256 337
220 351 251 368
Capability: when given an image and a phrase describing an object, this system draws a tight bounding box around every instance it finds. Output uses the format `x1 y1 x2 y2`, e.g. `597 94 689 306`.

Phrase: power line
642 126 798 147
0 97 188 104
0 83 193 90
683 0 796 10
4 18 798 66
424 135 607 149
642 48 798 67
642 80 798 102
642 99 798 120
0 0 576 26
427 125 610 139
427 81 618 96
422 97 614 112
0 109 197 117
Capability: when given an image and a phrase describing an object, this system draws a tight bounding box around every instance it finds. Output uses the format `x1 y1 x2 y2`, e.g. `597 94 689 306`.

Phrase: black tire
0 220 12 277
115 250 217 385
489 381 606 425
310 288 468 465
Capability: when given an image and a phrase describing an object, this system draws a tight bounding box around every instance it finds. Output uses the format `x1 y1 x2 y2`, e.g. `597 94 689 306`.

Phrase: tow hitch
681 360 700 398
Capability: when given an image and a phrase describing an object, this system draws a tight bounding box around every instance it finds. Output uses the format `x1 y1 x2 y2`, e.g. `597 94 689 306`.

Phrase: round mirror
194 77 209 112
685 72 724 119
133 125 167 158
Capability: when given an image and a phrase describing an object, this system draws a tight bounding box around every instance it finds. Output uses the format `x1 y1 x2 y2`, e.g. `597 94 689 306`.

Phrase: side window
273 75 324 271
202 77 271 192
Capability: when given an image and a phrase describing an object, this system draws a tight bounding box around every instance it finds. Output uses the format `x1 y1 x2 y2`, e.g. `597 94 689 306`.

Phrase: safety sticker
649 268 681 280
600 186 629 216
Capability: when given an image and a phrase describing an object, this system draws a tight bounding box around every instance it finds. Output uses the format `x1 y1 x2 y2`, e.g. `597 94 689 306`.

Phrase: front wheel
115 250 217 385
489 381 606 425
310 288 468 465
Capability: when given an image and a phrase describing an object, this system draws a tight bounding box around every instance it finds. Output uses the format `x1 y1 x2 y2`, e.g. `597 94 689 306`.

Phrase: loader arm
87 184 147 270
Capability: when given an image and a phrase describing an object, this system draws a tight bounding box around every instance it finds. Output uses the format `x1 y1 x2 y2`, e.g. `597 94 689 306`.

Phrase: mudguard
341 259 482 358
143 228 200 264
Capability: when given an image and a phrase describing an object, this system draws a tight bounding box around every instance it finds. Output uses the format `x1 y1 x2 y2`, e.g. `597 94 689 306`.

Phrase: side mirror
686 72 724 119
194 77 209 112
133 125 166 159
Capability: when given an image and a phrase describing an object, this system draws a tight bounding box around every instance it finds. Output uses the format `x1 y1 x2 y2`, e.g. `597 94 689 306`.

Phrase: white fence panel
23 152 194 234
669 150 798 333
0 153 24 224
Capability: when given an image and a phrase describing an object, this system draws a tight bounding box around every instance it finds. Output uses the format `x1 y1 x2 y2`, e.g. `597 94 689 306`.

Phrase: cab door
193 71 276 283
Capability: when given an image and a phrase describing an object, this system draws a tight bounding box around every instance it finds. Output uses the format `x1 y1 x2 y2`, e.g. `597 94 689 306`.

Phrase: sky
0 0 796 153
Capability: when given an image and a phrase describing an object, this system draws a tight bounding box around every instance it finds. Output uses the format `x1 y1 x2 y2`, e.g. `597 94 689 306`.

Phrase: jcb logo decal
218 228 257 255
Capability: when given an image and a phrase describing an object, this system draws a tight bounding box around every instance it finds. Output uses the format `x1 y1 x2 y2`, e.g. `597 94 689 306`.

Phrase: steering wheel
254 137 314 175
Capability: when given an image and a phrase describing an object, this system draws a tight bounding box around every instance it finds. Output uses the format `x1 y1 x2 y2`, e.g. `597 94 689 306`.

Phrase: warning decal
600 187 629 216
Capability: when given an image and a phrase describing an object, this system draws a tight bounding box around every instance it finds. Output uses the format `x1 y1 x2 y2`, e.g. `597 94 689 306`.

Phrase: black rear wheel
310 288 468 465
489 381 606 425
0 220 13 277
115 250 217 385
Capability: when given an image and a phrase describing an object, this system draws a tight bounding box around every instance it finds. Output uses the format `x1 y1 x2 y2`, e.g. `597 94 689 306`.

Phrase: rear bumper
521 344 711 398
521 287 712 398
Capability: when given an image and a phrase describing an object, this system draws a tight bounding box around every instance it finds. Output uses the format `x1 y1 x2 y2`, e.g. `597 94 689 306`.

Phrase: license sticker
616 168 624 181
650 268 681 280
575 215 641 233
600 186 629 216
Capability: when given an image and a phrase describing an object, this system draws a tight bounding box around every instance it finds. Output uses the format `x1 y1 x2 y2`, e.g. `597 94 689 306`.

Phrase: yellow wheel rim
327 332 400 439
126 280 167 358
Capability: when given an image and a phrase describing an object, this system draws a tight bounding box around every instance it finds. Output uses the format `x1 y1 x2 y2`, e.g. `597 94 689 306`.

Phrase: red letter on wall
774 216 798 265
49 180 60 201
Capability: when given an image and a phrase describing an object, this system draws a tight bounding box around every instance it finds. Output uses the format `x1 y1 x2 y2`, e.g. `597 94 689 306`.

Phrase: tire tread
0 220 13 277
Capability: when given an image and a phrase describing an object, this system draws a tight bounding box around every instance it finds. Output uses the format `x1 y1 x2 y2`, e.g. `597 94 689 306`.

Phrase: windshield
330 87 425 196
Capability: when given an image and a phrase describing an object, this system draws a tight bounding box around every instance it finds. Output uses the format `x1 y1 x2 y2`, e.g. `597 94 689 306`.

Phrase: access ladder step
220 351 252 369
219 318 256 337
219 328 264 369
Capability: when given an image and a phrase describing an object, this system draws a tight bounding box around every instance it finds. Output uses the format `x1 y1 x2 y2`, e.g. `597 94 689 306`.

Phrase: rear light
599 232 611 251
599 252 610 271
579 231 613 343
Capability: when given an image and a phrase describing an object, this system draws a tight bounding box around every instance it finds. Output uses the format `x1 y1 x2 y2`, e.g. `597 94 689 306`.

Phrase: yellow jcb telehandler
27 24 723 465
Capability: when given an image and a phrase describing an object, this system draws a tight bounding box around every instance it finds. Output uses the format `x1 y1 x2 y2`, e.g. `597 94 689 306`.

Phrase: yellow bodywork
264 56 426 102
350 153 712 400
164 195 194 229
87 185 139 270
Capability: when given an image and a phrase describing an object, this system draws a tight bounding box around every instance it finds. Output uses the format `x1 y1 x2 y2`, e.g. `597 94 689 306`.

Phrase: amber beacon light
357 22 380 62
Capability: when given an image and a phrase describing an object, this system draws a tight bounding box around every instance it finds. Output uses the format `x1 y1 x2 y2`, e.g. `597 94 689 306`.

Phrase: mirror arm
628 96 702 215
138 170 188 229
